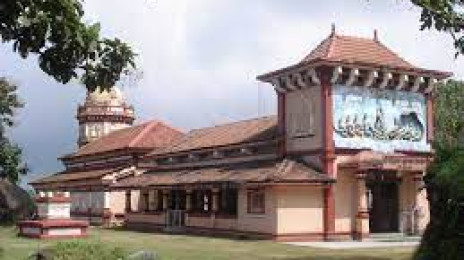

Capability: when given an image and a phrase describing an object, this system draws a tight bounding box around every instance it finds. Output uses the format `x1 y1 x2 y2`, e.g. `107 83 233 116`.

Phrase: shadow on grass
104 226 267 242
284 257 393 260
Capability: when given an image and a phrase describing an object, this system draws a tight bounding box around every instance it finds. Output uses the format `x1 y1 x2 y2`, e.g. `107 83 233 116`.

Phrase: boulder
0 178 35 222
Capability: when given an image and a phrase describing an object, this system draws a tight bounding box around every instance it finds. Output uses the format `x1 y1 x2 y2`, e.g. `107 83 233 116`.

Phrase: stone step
367 233 421 242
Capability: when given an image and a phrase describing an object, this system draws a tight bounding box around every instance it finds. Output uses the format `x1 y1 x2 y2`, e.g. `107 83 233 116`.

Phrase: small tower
76 87 135 147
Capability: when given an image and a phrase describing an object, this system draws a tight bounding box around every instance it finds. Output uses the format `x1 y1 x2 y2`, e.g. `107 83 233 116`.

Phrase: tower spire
331 23 336 36
373 29 378 42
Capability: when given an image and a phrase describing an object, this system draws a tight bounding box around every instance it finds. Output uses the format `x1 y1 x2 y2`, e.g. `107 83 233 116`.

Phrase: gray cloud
0 0 462 187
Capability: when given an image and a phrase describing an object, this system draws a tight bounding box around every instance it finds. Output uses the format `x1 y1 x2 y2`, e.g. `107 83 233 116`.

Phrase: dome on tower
86 86 126 106
77 86 135 147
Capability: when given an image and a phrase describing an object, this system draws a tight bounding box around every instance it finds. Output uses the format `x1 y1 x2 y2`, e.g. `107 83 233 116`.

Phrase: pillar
162 190 169 211
103 191 112 228
125 190 132 213
355 172 369 240
321 69 336 240
145 191 150 212
185 189 192 212
212 188 219 212
412 172 424 235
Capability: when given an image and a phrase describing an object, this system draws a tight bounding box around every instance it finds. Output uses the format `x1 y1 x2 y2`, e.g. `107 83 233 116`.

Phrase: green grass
0 226 414 260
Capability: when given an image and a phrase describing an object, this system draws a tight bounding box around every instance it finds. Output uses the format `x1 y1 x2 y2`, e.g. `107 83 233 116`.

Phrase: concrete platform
283 240 419 249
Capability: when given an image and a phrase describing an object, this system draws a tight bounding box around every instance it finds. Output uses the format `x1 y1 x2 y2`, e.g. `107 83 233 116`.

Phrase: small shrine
18 192 88 239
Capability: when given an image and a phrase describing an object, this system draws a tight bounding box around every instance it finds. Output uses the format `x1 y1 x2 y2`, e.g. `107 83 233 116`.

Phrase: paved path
283 241 419 249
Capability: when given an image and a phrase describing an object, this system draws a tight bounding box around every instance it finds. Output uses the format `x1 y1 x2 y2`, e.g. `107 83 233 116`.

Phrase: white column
104 191 111 209
355 172 369 240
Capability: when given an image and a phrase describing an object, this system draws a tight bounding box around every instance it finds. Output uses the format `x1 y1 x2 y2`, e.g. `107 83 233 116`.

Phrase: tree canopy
0 78 27 184
0 0 136 91
433 79 464 149
412 0 464 56
414 80 464 259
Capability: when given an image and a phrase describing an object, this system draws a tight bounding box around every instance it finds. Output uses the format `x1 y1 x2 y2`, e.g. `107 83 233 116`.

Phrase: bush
414 148 464 260
0 247 4 258
43 241 127 260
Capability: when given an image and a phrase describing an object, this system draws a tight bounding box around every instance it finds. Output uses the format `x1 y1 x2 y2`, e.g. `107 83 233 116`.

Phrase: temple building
31 29 451 241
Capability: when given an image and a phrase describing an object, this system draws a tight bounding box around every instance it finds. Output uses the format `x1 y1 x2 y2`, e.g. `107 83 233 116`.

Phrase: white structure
77 87 135 147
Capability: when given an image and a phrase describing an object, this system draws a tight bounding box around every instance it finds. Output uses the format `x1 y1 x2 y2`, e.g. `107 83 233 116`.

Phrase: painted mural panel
332 85 430 152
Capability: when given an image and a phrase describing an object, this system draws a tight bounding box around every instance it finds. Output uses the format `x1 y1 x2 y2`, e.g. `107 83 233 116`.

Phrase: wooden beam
363 70 378 88
308 68 321 85
346 68 359 86
330 66 343 84
411 76 424 92
285 76 298 91
379 72 392 89
272 78 287 93
294 73 307 88
395 74 408 90
424 78 438 94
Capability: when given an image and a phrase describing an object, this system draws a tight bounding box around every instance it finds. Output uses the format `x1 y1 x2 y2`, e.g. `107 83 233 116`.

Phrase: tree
433 80 464 148
411 0 464 57
0 78 27 184
0 0 136 91
414 80 464 259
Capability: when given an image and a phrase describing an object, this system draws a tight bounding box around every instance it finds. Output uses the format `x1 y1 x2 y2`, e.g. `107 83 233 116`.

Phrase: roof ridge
326 34 337 59
128 121 160 148
189 115 276 133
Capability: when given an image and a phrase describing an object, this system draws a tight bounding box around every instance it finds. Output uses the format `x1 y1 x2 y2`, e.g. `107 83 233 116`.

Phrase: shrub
413 148 464 259
45 240 127 260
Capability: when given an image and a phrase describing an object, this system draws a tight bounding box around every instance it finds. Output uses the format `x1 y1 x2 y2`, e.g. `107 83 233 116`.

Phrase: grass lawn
0 226 415 260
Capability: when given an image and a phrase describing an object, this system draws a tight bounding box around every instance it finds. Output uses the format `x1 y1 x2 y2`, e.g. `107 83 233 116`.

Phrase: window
218 188 238 215
247 189 265 214
191 190 211 213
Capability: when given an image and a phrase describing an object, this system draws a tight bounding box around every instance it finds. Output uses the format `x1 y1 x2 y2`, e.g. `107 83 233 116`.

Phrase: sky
0 0 463 186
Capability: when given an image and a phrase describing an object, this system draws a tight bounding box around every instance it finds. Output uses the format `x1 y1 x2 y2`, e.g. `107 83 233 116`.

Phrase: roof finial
373 29 378 42
331 23 336 36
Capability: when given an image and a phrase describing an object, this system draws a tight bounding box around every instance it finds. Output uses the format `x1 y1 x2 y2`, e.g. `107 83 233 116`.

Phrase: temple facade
31 30 451 241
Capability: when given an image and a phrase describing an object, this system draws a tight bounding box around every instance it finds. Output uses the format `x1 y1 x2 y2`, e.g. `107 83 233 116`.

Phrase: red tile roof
29 168 120 184
68 121 184 158
112 159 332 188
257 32 451 80
302 34 415 69
149 116 278 156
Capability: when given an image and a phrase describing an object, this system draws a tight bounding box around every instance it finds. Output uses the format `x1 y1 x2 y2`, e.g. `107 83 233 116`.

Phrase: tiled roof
301 34 416 69
111 159 332 188
149 116 278 156
29 168 119 184
69 121 184 158
257 32 451 80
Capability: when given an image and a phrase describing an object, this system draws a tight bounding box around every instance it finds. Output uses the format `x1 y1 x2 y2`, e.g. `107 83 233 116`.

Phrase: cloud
0 0 462 186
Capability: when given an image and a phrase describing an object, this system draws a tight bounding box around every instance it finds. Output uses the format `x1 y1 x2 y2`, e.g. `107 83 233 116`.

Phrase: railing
165 210 185 230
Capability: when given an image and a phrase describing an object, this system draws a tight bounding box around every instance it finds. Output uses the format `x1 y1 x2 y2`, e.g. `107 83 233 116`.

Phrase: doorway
367 177 400 233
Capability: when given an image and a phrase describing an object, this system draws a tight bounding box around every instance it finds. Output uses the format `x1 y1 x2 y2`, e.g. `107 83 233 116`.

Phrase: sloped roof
67 121 184 158
29 168 119 185
302 34 415 69
149 115 278 156
257 32 451 80
112 159 333 188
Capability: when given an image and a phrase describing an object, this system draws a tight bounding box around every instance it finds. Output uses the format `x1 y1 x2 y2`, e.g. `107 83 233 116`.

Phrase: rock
128 250 157 260
0 178 35 222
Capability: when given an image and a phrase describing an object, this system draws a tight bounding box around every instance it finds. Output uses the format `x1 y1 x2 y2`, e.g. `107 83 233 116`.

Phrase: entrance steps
367 232 421 242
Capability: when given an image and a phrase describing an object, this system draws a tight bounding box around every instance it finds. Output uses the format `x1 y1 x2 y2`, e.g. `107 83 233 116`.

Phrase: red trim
18 219 89 228
277 92 286 158
35 196 71 203
426 94 434 142
320 68 336 240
